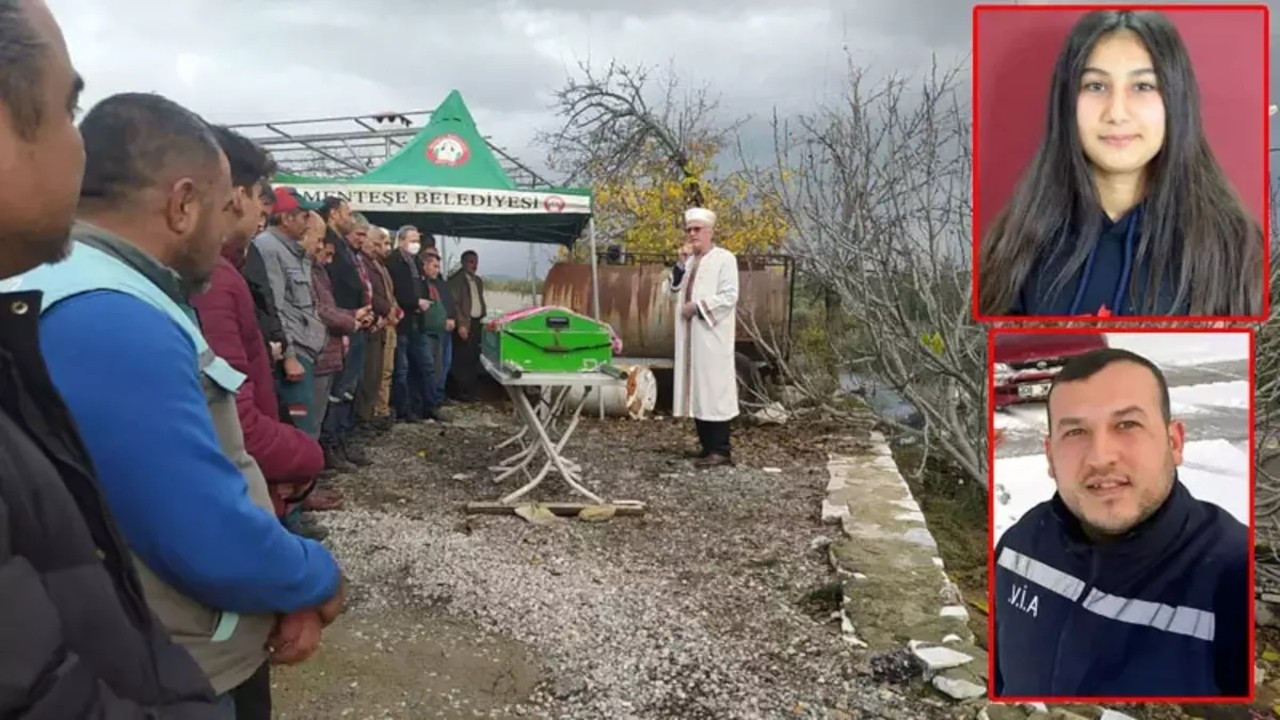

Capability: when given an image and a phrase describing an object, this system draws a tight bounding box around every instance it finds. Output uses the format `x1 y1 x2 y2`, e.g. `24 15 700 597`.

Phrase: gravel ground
272 402 956 720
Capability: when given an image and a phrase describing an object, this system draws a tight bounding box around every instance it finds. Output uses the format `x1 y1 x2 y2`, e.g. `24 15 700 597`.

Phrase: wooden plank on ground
465 500 647 517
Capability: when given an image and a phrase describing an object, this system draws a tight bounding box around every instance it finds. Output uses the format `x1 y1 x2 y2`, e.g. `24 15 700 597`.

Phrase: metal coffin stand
466 355 646 516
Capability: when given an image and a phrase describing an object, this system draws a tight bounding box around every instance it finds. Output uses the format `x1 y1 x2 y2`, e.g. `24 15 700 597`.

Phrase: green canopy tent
273 90 602 317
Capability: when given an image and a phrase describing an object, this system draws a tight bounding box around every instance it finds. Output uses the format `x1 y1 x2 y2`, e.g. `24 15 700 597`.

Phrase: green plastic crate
482 308 613 373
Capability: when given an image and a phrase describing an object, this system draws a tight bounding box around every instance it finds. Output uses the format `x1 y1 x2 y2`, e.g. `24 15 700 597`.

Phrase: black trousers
695 419 731 457
230 661 271 720
450 318 483 399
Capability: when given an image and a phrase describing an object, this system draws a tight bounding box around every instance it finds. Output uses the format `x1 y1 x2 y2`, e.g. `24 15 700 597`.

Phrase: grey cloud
43 0 1280 275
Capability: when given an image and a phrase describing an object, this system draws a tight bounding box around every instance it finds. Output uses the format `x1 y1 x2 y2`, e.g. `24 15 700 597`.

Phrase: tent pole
588 218 600 321
528 243 537 305
588 218 604 420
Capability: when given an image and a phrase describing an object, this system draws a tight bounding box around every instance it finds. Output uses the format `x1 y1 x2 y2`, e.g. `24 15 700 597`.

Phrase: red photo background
973 5 1267 241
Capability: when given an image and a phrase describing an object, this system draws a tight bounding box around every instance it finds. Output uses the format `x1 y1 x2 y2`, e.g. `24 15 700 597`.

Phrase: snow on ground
1105 332 1249 367
993 407 1039 432
993 439 1250 544
996 380 1250 434
1169 381 1250 414
993 334 1250 545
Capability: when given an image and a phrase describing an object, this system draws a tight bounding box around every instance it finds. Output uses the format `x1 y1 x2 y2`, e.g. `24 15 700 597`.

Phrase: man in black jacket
992 348 1249 699
385 225 436 422
317 197 372 464
0 0 221 716
242 181 288 363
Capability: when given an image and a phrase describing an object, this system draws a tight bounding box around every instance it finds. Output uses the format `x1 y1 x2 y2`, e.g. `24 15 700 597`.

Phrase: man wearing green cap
252 187 328 437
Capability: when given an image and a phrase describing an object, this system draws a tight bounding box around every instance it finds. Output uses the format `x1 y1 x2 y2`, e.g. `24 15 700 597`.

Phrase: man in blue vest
992 347 1249 699
12 91 347 717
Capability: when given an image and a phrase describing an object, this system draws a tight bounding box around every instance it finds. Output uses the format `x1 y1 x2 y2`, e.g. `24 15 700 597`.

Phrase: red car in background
993 333 1109 408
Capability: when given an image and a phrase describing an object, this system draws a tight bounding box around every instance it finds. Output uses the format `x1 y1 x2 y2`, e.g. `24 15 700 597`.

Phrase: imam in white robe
670 245 739 421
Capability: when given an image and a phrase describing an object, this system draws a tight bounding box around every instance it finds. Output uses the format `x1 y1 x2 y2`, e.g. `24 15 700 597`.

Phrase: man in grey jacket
253 188 328 438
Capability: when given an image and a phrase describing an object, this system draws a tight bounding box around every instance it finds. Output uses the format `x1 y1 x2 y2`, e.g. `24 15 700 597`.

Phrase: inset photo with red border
972 5 1269 323
987 327 1255 703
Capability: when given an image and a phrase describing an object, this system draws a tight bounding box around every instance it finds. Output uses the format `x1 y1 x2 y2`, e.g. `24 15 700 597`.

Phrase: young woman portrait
977 9 1264 318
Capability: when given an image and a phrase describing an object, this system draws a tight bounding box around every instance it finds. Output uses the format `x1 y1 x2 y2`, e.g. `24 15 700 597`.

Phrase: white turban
684 207 717 226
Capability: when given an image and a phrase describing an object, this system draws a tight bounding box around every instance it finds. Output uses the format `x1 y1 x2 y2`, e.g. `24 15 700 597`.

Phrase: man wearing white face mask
386 225 433 422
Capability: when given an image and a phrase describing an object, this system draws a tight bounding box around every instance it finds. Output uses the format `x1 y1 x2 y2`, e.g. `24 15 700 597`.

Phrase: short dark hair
209 125 276 191
461 250 478 262
318 196 347 221
257 178 275 204
0 0 48 141
1048 348 1172 424
78 93 221 206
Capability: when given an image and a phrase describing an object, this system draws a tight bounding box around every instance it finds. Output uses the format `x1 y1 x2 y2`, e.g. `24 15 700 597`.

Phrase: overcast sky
46 0 1279 278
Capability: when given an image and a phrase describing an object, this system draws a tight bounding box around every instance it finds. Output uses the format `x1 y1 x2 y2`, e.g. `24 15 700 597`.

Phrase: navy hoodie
1009 206 1188 317
993 479 1249 698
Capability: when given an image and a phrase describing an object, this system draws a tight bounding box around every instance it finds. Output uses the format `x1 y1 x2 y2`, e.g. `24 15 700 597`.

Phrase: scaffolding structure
225 109 556 190
228 109 562 297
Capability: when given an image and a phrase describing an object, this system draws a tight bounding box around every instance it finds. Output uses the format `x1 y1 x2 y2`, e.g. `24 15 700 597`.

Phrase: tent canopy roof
272 90 592 247
356 90 516 190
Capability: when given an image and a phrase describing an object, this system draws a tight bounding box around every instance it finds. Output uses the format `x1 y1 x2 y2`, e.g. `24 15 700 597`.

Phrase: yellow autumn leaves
579 138 789 257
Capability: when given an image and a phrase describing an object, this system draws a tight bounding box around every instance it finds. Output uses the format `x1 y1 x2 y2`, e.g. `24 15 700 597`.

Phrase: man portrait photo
992 346 1250 699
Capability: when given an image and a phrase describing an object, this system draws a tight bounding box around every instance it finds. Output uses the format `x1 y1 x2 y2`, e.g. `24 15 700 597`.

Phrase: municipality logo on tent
426 133 470 167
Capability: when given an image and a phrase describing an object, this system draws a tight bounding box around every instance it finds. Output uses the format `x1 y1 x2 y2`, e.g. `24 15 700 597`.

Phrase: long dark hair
977 10 1262 316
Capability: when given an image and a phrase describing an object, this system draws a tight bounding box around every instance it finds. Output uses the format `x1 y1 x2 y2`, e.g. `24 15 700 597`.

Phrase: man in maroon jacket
192 127 341 535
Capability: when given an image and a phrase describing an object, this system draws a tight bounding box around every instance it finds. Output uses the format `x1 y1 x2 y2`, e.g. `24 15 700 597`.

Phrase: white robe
670 245 739 421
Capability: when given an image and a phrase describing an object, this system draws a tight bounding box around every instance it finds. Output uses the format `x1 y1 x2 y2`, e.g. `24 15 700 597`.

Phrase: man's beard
171 247 216 298
184 276 214 297
0 230 73 284
177 261 214 297
36 232 75 266
25 223 75 267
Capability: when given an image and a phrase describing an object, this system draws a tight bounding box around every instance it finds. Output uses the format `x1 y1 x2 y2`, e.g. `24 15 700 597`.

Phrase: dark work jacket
0 290 220 718
386 250 426 332
422 276 450 335
360 254 391 318
993 479 1249 698
325 228 364 311
242 242 286 354
1009 206 1189 317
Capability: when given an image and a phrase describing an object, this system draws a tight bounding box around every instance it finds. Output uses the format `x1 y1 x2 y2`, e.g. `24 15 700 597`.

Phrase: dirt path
270 404 952 719
271 610 539 719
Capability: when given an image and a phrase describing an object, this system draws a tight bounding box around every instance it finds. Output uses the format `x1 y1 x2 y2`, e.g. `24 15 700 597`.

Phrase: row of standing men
0 2 472 712
1 4 735 716
224 181 490 540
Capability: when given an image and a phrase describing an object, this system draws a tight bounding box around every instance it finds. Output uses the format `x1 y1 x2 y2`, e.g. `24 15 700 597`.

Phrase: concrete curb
822 433 1152 720
823 431 988 703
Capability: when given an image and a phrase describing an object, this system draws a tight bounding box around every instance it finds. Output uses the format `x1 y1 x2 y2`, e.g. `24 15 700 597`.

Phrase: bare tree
539 60 739 207
1254 184 1280 594
756 58 987 487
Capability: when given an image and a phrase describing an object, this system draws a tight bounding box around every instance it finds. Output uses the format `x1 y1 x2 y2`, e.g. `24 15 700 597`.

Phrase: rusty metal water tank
542 255 793 361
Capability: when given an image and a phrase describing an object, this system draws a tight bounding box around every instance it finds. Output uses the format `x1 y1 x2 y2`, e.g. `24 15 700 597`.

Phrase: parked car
993 333 1109 408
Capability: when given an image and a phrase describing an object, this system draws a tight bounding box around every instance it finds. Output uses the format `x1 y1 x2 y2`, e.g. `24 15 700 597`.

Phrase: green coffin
482 308 614 373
